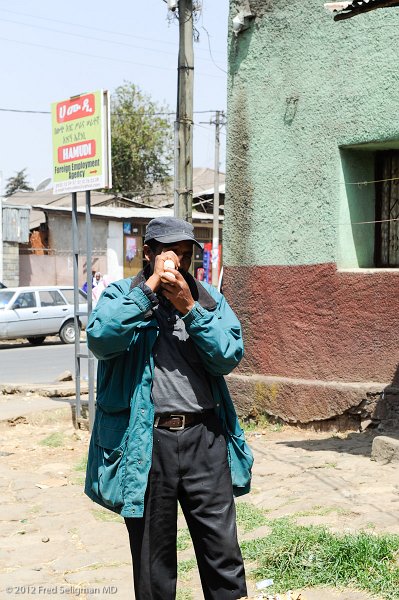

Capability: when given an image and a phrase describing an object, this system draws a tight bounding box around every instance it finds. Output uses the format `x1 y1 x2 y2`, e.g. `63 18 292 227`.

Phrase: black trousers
125 413 247 600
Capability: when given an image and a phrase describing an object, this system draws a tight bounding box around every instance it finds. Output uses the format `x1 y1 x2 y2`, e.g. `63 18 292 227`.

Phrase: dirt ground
1 399 398 600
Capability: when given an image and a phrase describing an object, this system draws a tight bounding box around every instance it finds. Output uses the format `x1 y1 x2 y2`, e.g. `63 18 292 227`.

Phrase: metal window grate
375 151 399 267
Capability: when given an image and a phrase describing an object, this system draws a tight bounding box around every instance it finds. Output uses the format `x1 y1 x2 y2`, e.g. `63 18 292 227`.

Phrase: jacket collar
130 265 217 311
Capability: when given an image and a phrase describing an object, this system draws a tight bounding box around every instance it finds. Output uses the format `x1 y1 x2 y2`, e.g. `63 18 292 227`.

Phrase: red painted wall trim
223 263 399 384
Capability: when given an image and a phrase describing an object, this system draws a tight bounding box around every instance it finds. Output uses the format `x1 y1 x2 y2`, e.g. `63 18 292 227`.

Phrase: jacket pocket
95 411 129 508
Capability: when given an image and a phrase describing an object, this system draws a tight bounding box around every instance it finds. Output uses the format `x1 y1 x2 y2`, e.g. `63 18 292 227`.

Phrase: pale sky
0 1 229 194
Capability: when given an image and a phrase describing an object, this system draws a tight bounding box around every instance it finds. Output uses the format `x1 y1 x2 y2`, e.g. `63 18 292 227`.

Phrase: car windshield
60 288 87 304
0 291 14 308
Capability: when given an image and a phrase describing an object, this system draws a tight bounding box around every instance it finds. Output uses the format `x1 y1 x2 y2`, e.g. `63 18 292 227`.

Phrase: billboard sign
51 90 112 194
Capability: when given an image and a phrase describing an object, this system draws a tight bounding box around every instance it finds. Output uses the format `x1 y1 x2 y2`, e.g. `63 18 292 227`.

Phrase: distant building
3 168 224 286
0 202 30 286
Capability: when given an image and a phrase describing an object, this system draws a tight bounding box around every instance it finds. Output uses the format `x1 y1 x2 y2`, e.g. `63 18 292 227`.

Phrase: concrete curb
0 382 89 397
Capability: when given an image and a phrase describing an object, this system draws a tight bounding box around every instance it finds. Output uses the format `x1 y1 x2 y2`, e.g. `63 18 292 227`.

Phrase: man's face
153 240 193 272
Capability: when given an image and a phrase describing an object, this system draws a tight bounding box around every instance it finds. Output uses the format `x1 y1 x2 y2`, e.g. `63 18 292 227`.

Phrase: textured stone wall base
3 242 19 286
227 372 399 432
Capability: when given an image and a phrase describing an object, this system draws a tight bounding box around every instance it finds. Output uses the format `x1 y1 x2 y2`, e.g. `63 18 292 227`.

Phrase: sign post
51 90 111 432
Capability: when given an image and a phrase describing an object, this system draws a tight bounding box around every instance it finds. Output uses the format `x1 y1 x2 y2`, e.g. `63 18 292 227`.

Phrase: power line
200 24 227 75
0 16 220 67
0 107 224 116
341 175 399 186
0 36 224 79
0 7 225 56
0 108 50 115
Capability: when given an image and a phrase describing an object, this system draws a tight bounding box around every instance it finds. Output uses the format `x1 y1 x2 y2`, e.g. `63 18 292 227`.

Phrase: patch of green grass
235 501 269 533
65 560 129 574
240 414 283 432
39 432 65 447
177 528 192 552
176 589 193 600
241 518 399 599
70 474 85 486
293 505 354 518
310 461 338 469
178 558 197 581
91 509 123 523
74 454 88 471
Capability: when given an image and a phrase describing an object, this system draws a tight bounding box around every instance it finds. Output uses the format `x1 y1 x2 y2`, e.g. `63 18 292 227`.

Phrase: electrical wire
352 216 399 225
200 24 227 75
0 7 225 56
341 175 399 186
0 16 219 67
0 108 224 116
0 36 225 79
0 108 50 115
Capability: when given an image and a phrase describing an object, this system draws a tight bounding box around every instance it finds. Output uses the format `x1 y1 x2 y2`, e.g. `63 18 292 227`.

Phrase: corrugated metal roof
3 189 114 208
194 183 226 198
32 204 223 222
325 0 399 19
136 168 226 208
2 205 30 243
4 170 226 216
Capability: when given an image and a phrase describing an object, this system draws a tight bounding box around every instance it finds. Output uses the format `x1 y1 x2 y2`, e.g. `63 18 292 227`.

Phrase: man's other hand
160 269 195 314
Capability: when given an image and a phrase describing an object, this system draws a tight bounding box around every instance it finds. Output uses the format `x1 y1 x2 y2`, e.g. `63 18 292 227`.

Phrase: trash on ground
256 579 274 590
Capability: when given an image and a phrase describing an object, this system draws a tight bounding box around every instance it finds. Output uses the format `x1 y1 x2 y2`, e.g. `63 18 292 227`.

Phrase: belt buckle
169 414 185 431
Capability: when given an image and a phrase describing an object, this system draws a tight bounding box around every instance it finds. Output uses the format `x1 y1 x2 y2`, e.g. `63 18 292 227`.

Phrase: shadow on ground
276 430 399 458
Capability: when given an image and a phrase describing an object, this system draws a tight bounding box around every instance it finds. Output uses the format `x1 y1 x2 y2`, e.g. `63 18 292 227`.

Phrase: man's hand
160 269 195 314
146 251 180 293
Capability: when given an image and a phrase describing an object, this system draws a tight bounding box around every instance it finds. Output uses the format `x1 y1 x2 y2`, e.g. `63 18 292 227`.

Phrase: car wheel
59 320 79 344
27 336 46 346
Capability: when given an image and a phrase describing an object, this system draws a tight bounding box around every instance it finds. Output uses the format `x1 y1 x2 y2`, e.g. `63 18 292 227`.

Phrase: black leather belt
154 411 213 431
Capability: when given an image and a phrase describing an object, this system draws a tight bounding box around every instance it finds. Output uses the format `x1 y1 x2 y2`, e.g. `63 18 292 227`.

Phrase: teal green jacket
84 272 253 518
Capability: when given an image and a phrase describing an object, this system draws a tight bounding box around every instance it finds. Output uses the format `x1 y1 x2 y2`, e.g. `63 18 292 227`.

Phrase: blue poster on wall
203 249 211 283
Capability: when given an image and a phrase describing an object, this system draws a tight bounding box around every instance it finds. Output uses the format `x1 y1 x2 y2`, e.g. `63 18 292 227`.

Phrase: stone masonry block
371 436 399 464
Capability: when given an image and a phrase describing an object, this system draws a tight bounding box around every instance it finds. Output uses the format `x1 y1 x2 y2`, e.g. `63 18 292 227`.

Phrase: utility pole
174 0 194 222
212 110 222 287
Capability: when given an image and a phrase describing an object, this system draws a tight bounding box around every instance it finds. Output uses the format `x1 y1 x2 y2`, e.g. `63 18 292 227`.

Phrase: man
92 271 103 287
85 217 253 600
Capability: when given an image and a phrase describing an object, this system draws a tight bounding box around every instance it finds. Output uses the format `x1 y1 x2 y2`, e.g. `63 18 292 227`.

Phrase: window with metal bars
375 151 399 267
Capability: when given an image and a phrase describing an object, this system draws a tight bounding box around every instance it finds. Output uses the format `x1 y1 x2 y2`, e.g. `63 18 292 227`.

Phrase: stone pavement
1 398 398 600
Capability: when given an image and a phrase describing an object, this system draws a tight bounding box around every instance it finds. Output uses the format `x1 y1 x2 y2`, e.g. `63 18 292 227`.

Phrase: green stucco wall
226 0 399 267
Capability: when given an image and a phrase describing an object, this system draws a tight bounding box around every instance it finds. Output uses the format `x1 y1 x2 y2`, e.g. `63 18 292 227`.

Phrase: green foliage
5 168 33 197
292 505 353 518
241 518 399 599
235 501 270 532
177 558 197 580
239 414 283 432
177 528 193 552
110 82 173 197
39 432 64 447
176 590 193 600
91 508 123 523
74 454 88 471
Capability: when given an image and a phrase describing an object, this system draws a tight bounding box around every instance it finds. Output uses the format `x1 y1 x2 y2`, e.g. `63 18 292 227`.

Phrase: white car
0 286 88 345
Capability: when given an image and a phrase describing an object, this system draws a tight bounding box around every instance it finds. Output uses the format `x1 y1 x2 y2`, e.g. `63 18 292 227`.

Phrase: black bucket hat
144 217 203 249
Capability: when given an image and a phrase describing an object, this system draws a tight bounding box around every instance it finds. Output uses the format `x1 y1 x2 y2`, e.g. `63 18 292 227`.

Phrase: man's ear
143 244 153 263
